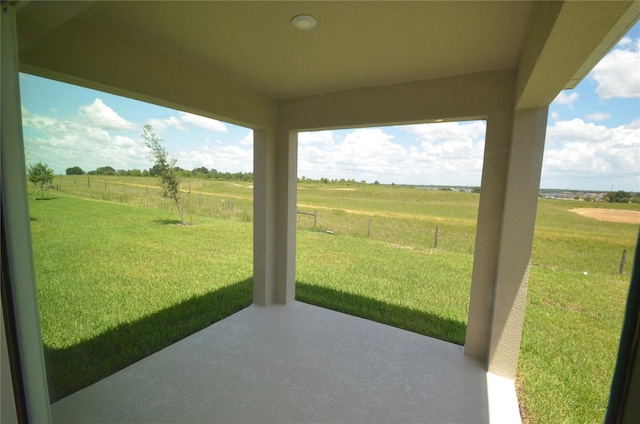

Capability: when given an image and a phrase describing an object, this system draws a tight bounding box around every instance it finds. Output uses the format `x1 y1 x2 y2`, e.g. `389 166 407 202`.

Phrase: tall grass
297 184 480 254
53 175 253 223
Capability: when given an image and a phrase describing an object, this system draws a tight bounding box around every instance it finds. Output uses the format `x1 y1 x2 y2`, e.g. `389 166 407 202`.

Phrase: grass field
28 177 638 422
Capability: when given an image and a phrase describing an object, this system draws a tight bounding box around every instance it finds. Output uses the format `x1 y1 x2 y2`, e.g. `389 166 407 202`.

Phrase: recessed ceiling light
292 14 317 30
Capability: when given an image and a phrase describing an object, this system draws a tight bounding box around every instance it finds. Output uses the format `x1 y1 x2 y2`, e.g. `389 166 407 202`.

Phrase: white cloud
585 112 611 122
22 100 245 175
591 37 640 99
146 112 228 133
542 118 640 190
299 130 335 146
550 111 560 121
176 144 252 173
147 116 188 132
239 130 254 146
401 121 486 144
78 99 136 131
112 135 137 148
552 91 579 107
617 37 634 48
22 111 148 172
178 112 227 132
300 128 399 181
298 122 486 185
626 118 640 129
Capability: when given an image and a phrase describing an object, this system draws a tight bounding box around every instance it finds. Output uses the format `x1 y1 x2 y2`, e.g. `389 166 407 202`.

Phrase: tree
65 166 85 175
150 164 164 176
96 166 116 175
142 124 185 224
192 166 209 175
605 190 632 203
27 162 55 200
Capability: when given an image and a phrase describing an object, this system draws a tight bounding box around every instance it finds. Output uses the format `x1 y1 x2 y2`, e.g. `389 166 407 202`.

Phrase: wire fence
295 206 478 255
54 175 478 254
55 176 253 223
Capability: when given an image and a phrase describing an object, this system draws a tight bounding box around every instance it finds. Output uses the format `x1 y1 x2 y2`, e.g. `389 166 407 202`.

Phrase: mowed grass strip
29 190 253 401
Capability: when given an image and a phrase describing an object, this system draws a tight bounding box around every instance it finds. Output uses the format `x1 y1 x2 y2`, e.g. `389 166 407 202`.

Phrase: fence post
434 225 439 248
87 176 90 187
104 180 107 190
314 210 317 227
620 248 628 274
368 218 371 237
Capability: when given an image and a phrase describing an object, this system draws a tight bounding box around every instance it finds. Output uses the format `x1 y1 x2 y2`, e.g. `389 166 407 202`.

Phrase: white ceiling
14 1 640 126
17 1 536 100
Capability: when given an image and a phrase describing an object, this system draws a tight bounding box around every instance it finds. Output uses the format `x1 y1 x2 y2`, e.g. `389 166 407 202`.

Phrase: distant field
30 177 638 422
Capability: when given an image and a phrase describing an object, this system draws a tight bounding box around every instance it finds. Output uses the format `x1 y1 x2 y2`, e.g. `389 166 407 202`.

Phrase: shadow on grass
45 279 466 404
44 278 252 403
296 281 466 346
153 219 183 225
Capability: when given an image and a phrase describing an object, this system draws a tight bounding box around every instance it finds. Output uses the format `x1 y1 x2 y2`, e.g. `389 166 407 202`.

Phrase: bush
96 166 116 176
65 166 85 175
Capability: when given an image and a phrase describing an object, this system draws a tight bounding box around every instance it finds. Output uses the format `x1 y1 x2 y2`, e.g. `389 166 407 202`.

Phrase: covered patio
50 302 519 423
2 1 639 423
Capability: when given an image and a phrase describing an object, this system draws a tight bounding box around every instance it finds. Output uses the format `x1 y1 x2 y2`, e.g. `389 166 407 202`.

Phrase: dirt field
570 208 640 224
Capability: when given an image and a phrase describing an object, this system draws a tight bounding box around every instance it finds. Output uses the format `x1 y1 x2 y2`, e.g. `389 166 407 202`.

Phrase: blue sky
20 23 639 192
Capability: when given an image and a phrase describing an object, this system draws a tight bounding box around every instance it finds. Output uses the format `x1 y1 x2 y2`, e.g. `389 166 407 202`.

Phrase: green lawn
29 191 253 401
521 199 635 422
297 233 471 344
28 180 638 423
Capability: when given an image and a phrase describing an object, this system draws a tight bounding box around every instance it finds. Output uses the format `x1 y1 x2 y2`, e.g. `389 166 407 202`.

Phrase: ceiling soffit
14 1 640 126
19 1 533 100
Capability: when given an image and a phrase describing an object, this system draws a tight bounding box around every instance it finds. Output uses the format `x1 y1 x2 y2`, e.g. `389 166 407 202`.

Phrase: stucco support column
253 129 274 306
465 107 548 380
253 127 298 306
1 3 52 421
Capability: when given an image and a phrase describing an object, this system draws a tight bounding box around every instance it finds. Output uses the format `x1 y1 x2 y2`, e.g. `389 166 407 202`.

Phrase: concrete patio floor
51 302 521 423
